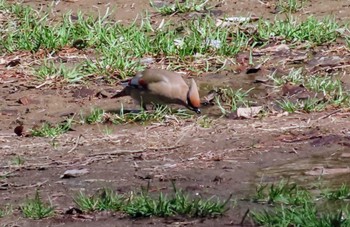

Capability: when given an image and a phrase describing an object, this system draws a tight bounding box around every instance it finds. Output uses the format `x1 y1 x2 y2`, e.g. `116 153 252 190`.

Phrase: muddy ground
1 0 350 226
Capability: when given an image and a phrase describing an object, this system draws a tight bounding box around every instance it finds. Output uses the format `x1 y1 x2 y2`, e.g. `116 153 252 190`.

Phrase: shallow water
258 147 350 187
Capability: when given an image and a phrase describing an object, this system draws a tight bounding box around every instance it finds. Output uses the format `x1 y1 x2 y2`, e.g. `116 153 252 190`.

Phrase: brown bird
112 69 201 113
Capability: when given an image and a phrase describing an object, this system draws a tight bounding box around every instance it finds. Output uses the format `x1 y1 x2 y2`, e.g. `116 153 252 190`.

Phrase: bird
111 69 201 114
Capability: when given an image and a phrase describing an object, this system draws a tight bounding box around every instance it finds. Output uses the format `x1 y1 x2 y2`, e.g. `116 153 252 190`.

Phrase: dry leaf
236 106 263 119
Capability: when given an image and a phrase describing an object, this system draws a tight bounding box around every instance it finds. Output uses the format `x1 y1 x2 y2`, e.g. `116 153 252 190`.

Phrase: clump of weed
250 181 350 226
0 205 12 218
252 181 311 205
11 155 25 166
321 184 350 200
256 16 340 45
74 183 231 218
35 61 83 82
197 115 213 128
252 203 349 226
111 105 192 124
84 108 106 124
150 0 212 15
21 191 54 219
270 68 350 113
214 87 254 114
276 0 306 13
30 119 73 138
74 188 124 212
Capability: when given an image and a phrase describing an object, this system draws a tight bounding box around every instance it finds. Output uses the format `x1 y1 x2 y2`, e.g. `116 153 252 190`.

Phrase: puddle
197 71 271 117
258 148 350 187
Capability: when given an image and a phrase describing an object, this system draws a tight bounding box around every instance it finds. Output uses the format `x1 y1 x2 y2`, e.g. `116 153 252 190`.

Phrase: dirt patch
16 0 350 22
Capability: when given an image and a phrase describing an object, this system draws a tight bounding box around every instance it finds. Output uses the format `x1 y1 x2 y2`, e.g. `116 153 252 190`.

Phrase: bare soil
1 0 350 226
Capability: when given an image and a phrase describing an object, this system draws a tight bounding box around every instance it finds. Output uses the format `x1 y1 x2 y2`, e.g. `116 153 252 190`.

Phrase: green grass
35 61 83 82
1 0 347 82
255 16 340 45
271 68 350 113
214 87 254 114
74 188 124 212
0 205 12 218
321 184 350 200
250 181 350 226
252 203 349 226
197 115 213 128
11 155 25 166
84 108 106 124
252 181 311 205
30 119 72 137
277 98 326 113
81 105 192 125
111 105 192 124
276 0 306 13
150 0 212 15
21 191 54 219
74 184 231 218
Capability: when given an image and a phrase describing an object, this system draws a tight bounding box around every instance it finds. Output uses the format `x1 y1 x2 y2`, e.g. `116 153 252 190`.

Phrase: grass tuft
74 183 230 218
0 205 12 218
150 0 212 15
21 191 54 219
321 184 350 200
252 181 311 205
30 119 73 138
250 181 350 226
112 105 192 124
214 87 254 114
84 108 106 124
271 68 350 113
74 188 124 212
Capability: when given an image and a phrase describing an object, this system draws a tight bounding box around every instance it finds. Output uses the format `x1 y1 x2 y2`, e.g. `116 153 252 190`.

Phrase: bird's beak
194 108 201 114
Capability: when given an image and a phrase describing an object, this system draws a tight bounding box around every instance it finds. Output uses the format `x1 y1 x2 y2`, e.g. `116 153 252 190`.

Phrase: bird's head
187 79 201 114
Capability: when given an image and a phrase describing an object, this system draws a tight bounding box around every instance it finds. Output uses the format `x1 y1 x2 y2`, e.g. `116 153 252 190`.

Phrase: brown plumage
112 69 201 113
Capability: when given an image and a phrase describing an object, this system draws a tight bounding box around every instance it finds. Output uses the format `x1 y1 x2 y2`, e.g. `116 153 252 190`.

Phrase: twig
281 135 321 143
67 134 82 153
316 109 341 121
13 180 48 189
35 80 51 88
87 145 184 157
240 208 250 225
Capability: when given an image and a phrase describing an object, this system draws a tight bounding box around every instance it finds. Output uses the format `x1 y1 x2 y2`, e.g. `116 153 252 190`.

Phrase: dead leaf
246 64 262 74
5 59 21 67
72 87 95 98
60 169 89 179
18 97 39 105
230 106 263 119
202 90 217 106
259 44 290 53
308 56 344 68
281 82 311 99
18 97 31 105
96 90 110 99
216 16 259 27
65 207 83 215
14 125 25 136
